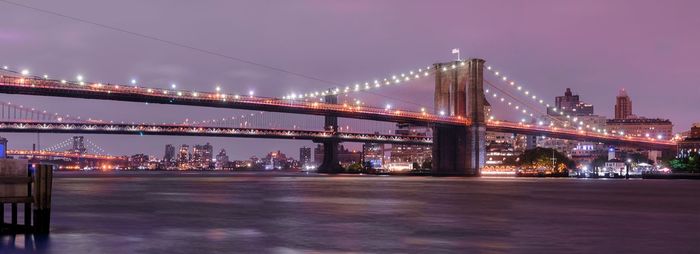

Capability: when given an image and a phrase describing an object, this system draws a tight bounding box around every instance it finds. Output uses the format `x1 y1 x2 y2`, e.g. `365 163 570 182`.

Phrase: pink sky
0 0 697 158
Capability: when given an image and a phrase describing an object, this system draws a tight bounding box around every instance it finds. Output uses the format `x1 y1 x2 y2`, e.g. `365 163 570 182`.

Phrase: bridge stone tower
317 94 344 173
432 58 486 176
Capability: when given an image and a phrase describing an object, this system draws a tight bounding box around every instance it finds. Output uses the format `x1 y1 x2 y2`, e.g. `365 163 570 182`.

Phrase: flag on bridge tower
451 48 461 61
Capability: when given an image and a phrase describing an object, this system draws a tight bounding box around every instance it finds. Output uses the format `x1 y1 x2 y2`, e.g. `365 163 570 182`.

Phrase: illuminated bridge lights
486 64 612 134
0 67 675 148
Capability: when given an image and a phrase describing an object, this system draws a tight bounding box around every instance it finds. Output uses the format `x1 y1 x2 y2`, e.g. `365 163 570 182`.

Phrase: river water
2 172 699 253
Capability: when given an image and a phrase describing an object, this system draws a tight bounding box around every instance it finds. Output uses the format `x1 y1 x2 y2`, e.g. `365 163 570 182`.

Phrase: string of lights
43 138 73 152
283 64 435 100
85 138 107 155
0 64 256 106
485 64 621 136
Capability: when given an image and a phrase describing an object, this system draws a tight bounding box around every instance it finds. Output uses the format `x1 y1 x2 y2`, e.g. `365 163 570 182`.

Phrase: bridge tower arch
432 58 486 176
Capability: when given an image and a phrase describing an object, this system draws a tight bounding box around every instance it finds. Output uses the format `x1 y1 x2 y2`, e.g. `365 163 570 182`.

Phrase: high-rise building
192 142 214 168
215 149 229 170
72 136 86 154
615 89 633 119
677 124 700 159
163 144 176 166
178 144 190 164
129 154 150 169
547 88 594 116
264 150 291 170
299 146 312 166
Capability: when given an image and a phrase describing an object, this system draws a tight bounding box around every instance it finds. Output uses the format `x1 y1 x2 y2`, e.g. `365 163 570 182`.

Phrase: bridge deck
0 121 432 145
0 74 676 149
0 75 468 126
487 121 675 150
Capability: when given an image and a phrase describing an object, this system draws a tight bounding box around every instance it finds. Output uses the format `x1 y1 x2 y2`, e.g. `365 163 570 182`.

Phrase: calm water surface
2 172 699 253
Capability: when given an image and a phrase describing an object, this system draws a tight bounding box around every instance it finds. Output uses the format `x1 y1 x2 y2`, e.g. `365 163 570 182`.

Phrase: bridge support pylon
432 58 486 176
317 94 344 173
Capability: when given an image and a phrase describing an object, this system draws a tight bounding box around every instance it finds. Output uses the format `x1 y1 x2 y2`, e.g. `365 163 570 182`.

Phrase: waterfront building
615 89 633 119
215 149 229 170
314 144 362 167
678 123 700 158
178 144 190 169
537 138 576 155
163 144 176 167
299 146 312 167
362 142 385 169
485 142 517 165
192 142 214 169
264 150 295 170
391 123 431 164
606 118 673 140
602 158 626 176
128 154 149 169
547 88 594 116
570 142 606 167
486 132 516 146
608 88 673 139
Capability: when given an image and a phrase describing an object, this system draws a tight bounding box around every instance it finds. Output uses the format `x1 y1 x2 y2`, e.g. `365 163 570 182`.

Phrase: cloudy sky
0 0 698 159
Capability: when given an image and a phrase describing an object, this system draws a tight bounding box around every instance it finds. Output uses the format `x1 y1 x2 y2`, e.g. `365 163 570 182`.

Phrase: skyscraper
615 89 633 119
215 149 229 170
163 144 175 164
299 146 312 166
547 88 594 116
192 142 214 168
178 144 190 164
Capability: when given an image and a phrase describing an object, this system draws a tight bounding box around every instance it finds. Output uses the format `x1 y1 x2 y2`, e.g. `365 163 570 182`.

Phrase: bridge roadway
0 120 675 150
7 149 126 160
0 74 676 150
0 121 433 145
487 121 675 150
0 75 468 126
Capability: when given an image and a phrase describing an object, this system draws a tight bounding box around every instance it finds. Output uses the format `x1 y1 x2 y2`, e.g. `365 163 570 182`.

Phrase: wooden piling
33 165 52 234
0 161 52 234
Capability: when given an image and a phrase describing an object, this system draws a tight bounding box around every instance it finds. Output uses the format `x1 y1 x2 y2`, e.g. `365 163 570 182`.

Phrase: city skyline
0 0 697 158
1 2 698 252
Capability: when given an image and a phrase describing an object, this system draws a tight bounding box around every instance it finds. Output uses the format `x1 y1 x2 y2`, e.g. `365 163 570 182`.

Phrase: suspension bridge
0 58 676 175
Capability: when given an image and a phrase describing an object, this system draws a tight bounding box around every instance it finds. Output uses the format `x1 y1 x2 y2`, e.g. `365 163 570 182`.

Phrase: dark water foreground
2 172 699 253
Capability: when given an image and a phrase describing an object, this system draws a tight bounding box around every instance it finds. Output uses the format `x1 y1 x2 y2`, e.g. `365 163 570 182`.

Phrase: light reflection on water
1 172 699 253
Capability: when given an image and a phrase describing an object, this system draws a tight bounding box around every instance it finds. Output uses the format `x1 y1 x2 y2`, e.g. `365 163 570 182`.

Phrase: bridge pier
431 59 486 176
317 94 344 173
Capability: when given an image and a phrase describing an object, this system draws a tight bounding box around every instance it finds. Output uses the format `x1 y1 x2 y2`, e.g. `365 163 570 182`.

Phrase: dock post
24 168 32 231
32 165 52 234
